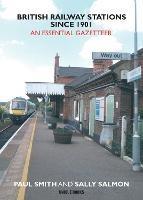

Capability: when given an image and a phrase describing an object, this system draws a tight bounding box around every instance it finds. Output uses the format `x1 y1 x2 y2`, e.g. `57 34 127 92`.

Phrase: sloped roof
66 70 116 90
66 72 94 88
57 66 93 77
80 70 113 86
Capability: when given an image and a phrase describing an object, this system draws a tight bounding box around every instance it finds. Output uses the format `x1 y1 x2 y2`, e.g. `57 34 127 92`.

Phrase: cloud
0 40 24 47
80 36 122 60
0 57 54 101
0 48 3 55
0 0 58 20
10 40 24 45
25 64 54 82
89 0 143 32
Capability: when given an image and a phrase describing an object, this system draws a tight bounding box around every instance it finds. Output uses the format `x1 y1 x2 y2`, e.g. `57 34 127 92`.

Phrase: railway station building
25 49 143 156
54 49 143 155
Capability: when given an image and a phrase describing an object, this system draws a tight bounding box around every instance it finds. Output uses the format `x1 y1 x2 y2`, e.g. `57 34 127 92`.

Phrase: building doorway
106 95 114 123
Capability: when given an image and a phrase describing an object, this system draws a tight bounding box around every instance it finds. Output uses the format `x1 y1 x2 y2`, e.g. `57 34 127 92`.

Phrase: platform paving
0 116 36 200
25 114 143 200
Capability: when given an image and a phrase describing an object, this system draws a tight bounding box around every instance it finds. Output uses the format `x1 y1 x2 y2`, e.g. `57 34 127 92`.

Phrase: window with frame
95 97 104 121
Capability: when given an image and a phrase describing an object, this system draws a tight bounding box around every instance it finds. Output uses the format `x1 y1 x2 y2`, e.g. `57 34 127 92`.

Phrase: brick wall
63 89 70 121
56 76 75 84
93 59 113 74
120 89 133 118
82 92 90 130
65 83 133 144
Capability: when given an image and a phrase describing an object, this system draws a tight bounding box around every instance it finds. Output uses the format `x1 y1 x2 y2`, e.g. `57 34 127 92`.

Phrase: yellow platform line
17 116 37 200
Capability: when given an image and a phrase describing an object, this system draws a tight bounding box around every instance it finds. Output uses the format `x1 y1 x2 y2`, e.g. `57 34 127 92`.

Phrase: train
9 97 36 124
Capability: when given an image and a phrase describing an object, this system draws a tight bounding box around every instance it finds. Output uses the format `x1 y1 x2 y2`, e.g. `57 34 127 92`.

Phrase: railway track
0 113 35 153
0 112 35 154
0 124 21 149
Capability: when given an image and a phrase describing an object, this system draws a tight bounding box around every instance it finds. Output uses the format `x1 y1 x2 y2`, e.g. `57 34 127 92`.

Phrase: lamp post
132 0 141 171
44 93 48 124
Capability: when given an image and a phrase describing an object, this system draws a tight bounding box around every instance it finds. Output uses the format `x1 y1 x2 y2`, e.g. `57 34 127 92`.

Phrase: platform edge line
17 115 37 200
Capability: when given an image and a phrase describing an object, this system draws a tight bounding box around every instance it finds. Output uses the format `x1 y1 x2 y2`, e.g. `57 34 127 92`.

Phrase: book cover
0 0 143 200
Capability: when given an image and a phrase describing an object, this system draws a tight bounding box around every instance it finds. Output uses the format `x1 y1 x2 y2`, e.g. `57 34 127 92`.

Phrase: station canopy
25 82 65 98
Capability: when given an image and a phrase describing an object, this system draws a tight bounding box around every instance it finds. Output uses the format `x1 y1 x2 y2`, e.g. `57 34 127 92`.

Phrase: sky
0 0 143 102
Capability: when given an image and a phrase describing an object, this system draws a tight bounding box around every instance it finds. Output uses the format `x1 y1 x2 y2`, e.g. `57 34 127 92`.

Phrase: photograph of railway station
0 0 143 200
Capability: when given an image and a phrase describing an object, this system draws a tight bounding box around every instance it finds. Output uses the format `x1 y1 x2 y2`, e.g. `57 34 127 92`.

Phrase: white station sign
92 52 131 60
127 66 142 82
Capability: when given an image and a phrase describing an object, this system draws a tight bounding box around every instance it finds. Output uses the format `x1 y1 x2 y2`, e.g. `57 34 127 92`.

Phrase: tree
0 106 4 121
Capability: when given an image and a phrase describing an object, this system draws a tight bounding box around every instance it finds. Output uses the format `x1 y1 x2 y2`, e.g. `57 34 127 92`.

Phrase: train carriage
9 97 36 124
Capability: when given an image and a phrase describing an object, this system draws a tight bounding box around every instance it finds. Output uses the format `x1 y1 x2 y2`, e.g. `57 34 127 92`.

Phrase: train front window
12 101 26 110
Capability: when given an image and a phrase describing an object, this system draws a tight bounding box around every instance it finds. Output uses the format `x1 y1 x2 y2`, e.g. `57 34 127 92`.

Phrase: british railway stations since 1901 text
17 13 126 21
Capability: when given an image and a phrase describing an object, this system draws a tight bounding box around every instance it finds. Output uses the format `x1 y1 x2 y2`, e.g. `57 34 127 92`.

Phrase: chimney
55 53 59 68
54 53 60 83
93 59 113 74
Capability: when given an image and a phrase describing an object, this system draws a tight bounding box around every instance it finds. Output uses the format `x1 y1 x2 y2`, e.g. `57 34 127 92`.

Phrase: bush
139 109 143 119
47 117 58 129
54 127 73 135
0 106 4 120
0 106 4 114
111 141 121 157
47 107 53 112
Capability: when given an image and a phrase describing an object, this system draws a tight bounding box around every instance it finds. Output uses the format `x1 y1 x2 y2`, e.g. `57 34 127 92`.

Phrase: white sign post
127 66 141 82
92 52 131 60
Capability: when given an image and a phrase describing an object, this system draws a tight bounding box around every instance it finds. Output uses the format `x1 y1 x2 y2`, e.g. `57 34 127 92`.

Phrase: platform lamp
132 0 141 171
44 93 48 124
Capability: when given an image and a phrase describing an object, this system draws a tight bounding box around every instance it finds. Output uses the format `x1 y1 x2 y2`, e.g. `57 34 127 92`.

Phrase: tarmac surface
0 113 142 200
25 114 143 200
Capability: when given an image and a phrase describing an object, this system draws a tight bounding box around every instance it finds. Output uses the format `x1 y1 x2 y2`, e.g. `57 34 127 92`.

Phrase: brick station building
54 49 143 152
54 53 93 117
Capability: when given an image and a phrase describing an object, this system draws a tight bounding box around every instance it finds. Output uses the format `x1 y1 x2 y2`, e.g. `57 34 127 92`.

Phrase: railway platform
0 112 143 200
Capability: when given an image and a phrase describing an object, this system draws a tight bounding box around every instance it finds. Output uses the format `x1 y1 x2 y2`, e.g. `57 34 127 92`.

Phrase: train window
12 101 26 110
